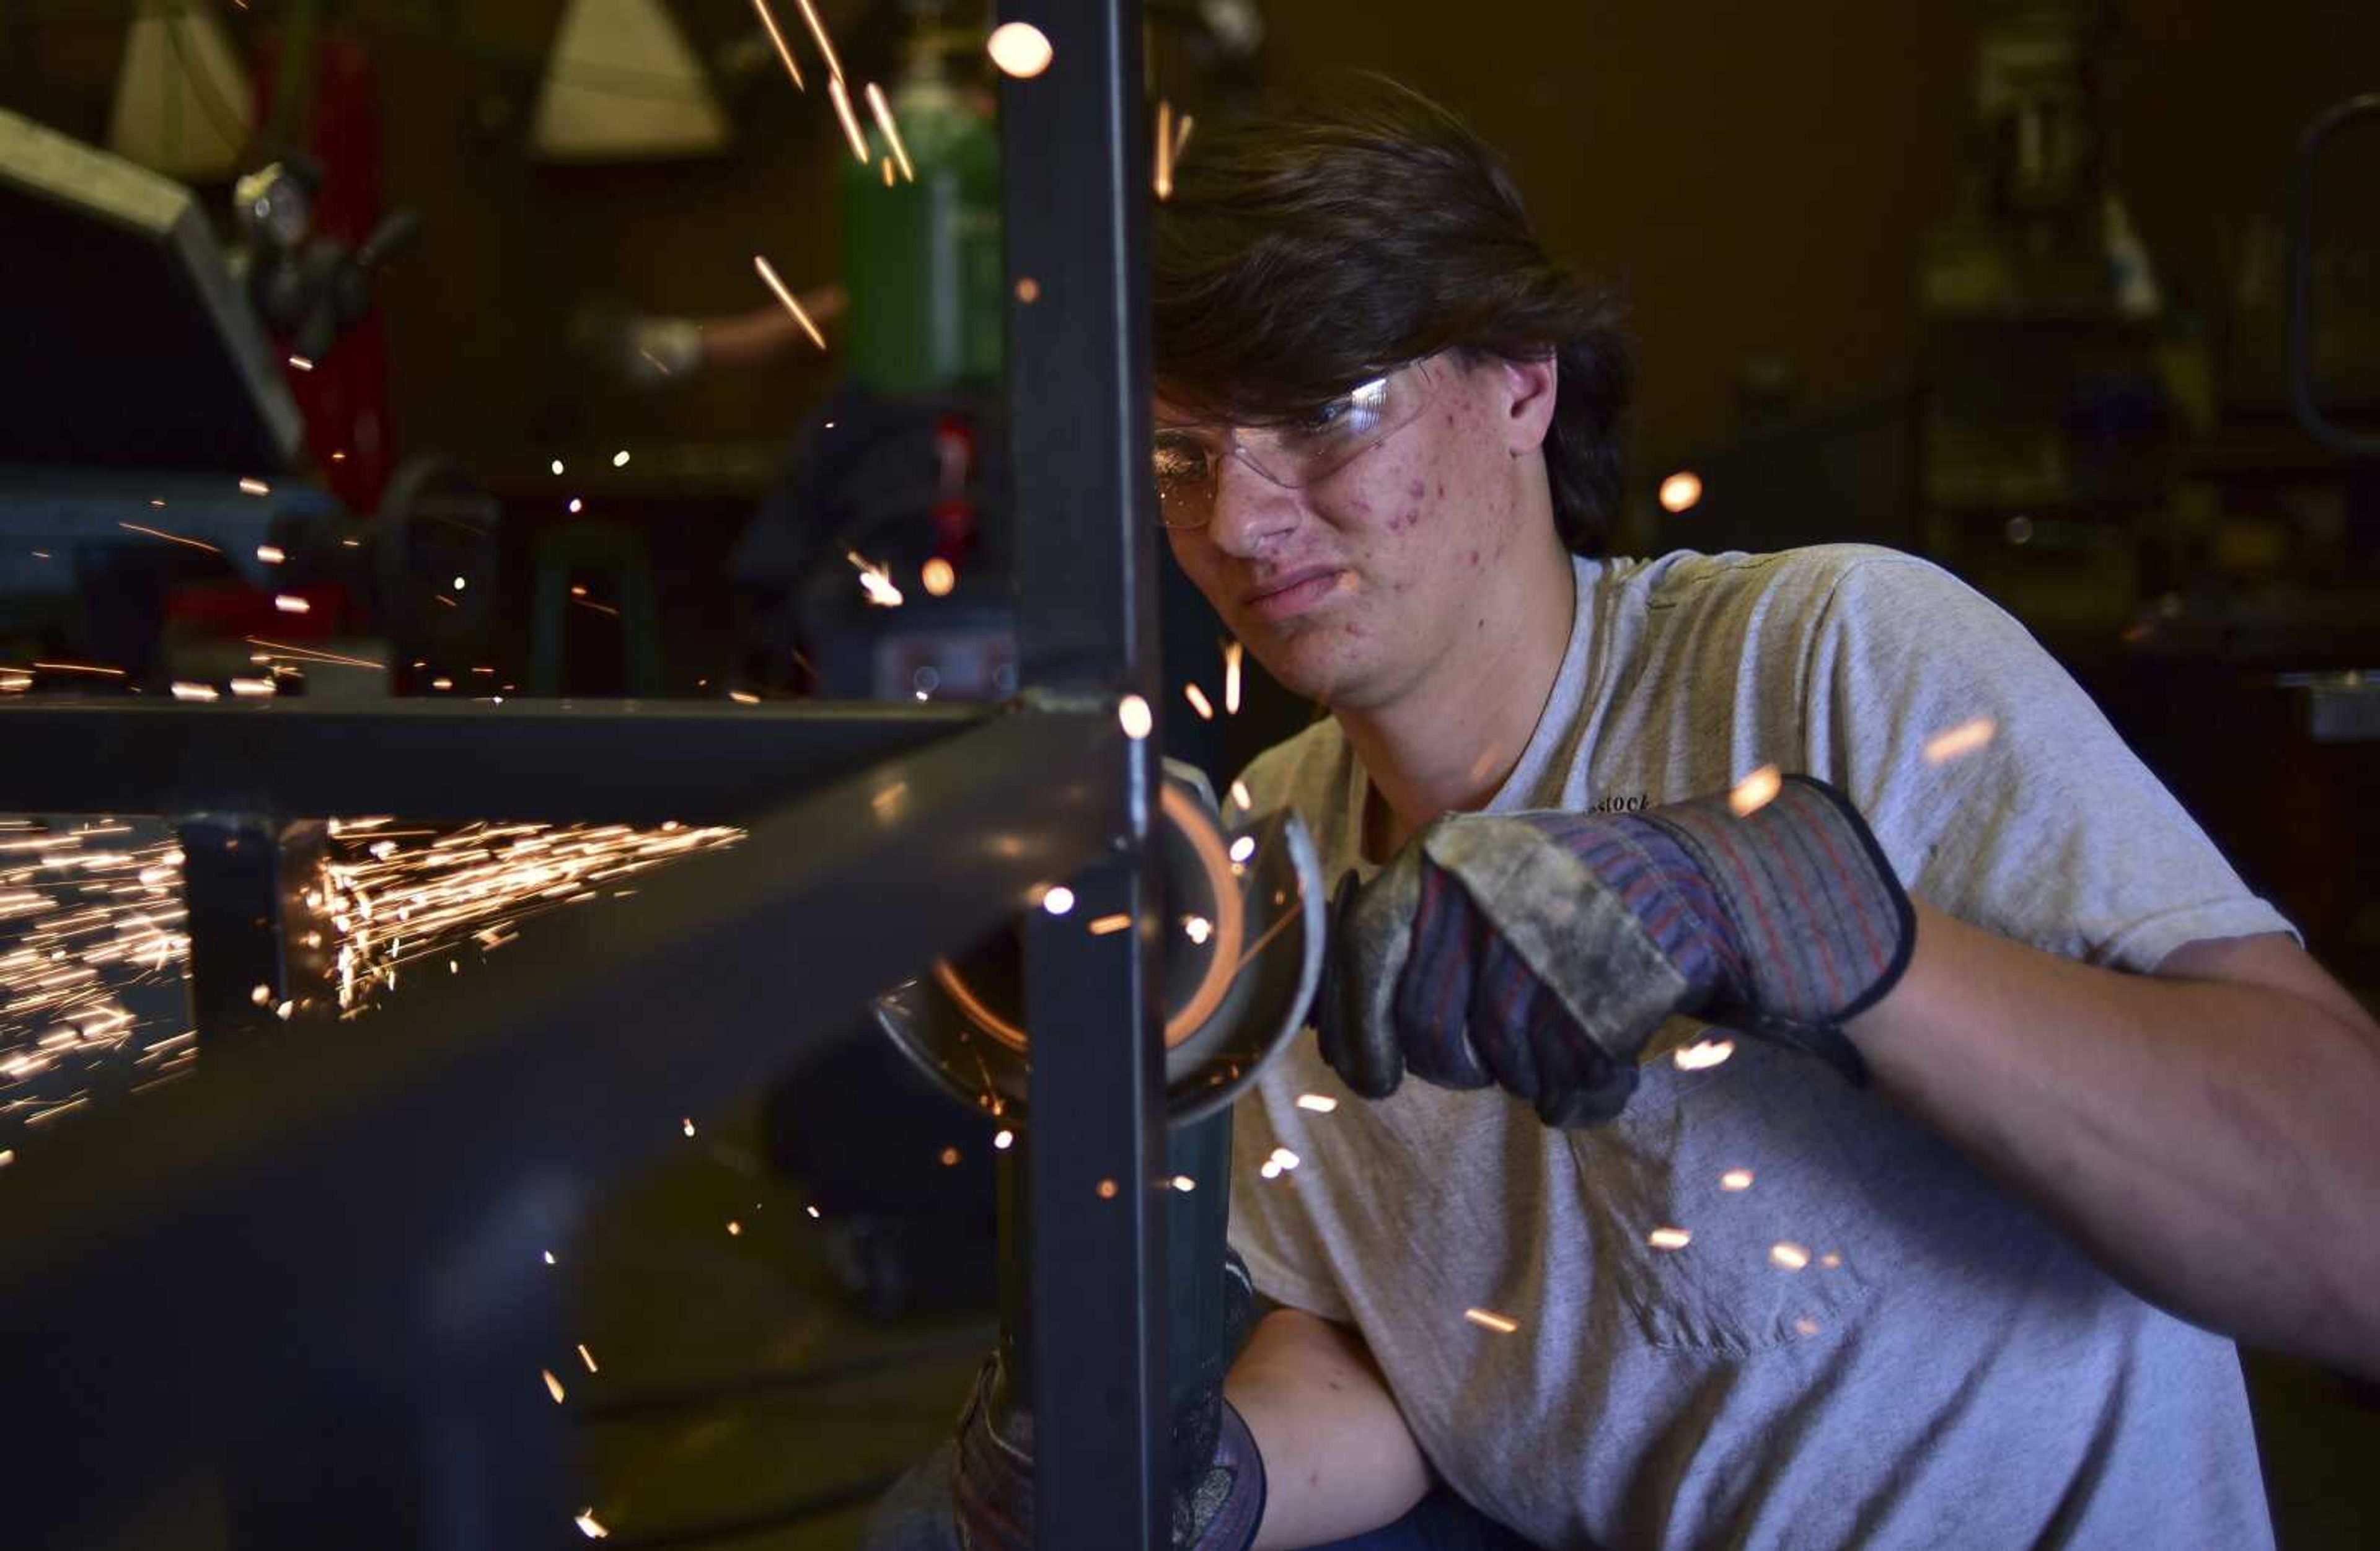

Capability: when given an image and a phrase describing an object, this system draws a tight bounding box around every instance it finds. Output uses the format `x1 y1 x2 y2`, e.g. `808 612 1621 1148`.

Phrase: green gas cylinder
838 32 1003 395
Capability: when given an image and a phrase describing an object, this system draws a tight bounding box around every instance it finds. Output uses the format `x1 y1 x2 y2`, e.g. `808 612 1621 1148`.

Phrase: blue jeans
860 1441 1538 1550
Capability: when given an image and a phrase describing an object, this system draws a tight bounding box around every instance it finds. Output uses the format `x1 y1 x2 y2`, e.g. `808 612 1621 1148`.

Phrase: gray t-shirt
1228 545 2291 1550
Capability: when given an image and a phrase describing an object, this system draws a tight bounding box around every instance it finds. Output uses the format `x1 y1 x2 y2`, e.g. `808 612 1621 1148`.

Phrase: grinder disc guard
874 769 1324 1128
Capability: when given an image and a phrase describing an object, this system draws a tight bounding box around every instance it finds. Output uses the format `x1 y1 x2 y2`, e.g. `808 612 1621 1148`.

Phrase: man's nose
1205 452 1300 558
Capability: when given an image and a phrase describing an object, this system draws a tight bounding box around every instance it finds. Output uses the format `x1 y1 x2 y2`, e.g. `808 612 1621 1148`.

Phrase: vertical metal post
1002 1 1169 1546
179 816 329 1043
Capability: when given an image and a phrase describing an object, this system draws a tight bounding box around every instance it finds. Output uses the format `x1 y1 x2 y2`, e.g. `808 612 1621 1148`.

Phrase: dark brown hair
1153 73 1632 555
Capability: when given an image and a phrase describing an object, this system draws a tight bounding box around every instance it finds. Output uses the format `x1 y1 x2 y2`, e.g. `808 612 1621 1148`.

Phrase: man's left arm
1849 901 2380 1376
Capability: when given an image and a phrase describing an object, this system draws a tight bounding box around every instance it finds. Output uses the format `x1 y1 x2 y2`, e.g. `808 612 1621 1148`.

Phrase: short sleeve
1800 556 2296 972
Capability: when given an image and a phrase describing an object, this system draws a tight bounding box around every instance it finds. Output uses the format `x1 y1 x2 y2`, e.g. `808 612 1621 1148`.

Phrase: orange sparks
1096 1177 1118 1200
845 550 902 606
118 521 220 553
749 0 806 90
1174 111 1196 163
921 556 956 596
726 1219 742 1236
1118 694 1153 740
1183 914 1214 945
543 1369 566 1403
1223 640 1243 713
1794 1316 1822 1337
1230 779 1253 811
33 661 126 677
1268 1147 1300 1171
728 690 760 705
986 21 1052 78
256 543 285 564
576 1509 610 1539
1463 1307 1520 1334
170 682 219 702
1184 682 1215 720
1171 1174 1197 1192
1673 1038 1735 1071
1228 835 1256 865
752 255 828 348
1040 885 1075 916
1647 1226 1693 1250
1821 1252 1842 1268
882 156 894 187
1770 1241 1811 1272
1728 763 1781 817
994 1128 1015 1150
578 1343 599 1373
827 74 871 163
239 478 270 496
790 0 845 81
1088 912 1132 936
682 1118 697 1137
940 1146 962 1166
1721 1168 1755 1191
543 1250 557 1265
287 354 315 372
1015 276 1041 304
866 82 914 181
273 594 310 613
1155 99 1175 200
242 638 384 670
1659 471 1703 514
1924 716 1996 765
1295 1093 1338 1113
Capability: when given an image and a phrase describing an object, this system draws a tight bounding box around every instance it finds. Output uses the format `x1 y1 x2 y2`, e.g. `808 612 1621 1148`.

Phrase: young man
880 74 2380 1551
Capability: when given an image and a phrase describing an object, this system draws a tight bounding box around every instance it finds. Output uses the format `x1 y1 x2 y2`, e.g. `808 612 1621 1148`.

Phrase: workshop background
2 1 2376 1547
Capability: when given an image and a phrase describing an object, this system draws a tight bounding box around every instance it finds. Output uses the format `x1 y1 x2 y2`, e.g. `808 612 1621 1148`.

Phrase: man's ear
1494 353 1559 454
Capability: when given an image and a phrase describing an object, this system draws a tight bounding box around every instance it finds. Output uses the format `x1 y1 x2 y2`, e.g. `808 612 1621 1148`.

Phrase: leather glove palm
1317 774 1915 1126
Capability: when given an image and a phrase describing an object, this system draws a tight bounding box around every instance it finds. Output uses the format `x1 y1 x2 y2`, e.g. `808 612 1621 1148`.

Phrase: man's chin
1238 624 1381 710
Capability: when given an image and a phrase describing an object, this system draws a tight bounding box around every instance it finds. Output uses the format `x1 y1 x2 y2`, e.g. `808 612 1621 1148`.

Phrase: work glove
1315 774 1914 1127
953 1249 1266 1551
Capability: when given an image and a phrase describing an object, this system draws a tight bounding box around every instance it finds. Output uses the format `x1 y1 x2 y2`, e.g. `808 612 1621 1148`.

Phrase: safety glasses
1152 355 1443 530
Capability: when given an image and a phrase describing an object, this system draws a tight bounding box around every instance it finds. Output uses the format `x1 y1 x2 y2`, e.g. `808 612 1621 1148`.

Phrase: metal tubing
0 709 1121 1549
0 698 987 825
1002 0 1170 1543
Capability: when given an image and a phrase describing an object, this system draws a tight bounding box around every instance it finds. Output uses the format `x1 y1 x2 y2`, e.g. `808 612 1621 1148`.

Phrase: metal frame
0 1 1169 1543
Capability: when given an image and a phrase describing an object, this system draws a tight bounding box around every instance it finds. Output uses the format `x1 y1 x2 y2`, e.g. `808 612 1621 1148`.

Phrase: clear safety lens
1153 357 1439 529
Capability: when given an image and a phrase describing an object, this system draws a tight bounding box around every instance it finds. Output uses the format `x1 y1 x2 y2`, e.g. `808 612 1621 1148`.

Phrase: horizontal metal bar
0 698 988 824
0 708 1122 1546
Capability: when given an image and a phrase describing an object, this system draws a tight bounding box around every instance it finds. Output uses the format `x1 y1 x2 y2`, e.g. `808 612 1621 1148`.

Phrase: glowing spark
1184 683 1215 720
751 255 827 348
728 690 760 705
32 661 125 675
1118 694 1153 740
1659 471 1703 514
1721 1168 1755 1191
552 459 565 475
682 1118 697 1137
0 1151 12 1167
578 1343 599 1373
576 1509 610 1539
1295 1093 1338 1113
827 74 870 162
430 677 454 691
274 1000 294 1021
1223 640 1243 713
1230 780 1253 811
1647 1226 1693 1250
1770 1241 1811 1271
453 576 467 591
921 556 956 596
1041 885 1075 916
250 984 271 1005
568 498 584 514
612 450 630 468
1154 99 1175 200
726 1219 742 1236
1259 1159 1280 1179
805 1204 821 1218
1096 1178 1118 1200
170 682 219 702
1794 1316 1822 1337
1015 277 1040 304
1175 112 1195 162
274 594 310 614
1088 913 1131 936
987 21 1052 78
1464 1308 1520 1334
244 638 382 670
256 543 286 564
790 0 845 80
1728 764 1781 817
865 82 914 181
239 478 271 496
543 1250 557 1265
118 521 220 553
1924 716 1996 765
994 1128 1014 1150
845 550 903 606
1171 1174 1197 1192
1821 1252 1842 1269
1673 1039 1735 1071
1226 837 1263 872
288 354 314 372
749 0 805 89
1269 1147 1300 1171
543 1369 566 1402
1183 915 1213 945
